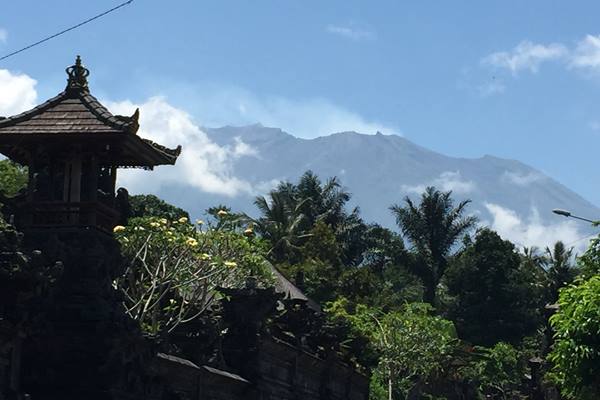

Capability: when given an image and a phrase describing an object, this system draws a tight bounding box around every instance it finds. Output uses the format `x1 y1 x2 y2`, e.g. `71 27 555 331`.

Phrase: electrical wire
0 0 134 62
565 232 597 248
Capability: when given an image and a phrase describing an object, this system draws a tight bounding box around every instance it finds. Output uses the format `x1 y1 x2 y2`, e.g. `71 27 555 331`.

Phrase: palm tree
390 186 477 306
295 171 351 230
253 190 309 263
545 241 577 301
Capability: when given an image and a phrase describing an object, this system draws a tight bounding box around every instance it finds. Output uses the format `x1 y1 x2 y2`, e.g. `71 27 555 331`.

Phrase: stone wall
155 354 252 400
156 337 369 400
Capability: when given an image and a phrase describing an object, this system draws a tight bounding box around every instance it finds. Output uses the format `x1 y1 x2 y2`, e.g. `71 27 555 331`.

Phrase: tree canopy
390 186 477 307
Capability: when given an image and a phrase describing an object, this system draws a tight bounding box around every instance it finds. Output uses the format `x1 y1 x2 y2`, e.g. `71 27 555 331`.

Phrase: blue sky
2 1 600 210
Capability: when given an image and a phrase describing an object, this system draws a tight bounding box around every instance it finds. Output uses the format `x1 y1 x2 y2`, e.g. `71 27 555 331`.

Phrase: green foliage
253 170 367 265
253 189 308 263
205 205 250 232
278 220 345 303
578 236 600 278
544 241 578 301
0 159 27 197
114 216 270 338
328 299 458 399
380 303 458 394
445 229 543 346
390 186 477 306
461 342 525 399
129 194 190 221
338 265 423 311
547 275 600 399
301 219 343 267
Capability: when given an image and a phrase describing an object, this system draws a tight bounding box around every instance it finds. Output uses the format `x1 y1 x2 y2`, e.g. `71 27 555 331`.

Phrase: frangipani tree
328 299 457 400
114 215 269 337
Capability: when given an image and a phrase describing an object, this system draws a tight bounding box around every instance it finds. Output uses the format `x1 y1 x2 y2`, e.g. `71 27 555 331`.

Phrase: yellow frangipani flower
178 217 188 223
217 210 228 217
186 237 198 247
224 261 237 268
113 225 126 233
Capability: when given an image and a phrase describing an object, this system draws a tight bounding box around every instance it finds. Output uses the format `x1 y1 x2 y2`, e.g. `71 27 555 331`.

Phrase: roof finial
66 55 90 91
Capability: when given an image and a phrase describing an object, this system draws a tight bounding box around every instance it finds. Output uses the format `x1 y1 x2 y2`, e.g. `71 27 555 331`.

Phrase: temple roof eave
0 56 181 168
0 132 180 168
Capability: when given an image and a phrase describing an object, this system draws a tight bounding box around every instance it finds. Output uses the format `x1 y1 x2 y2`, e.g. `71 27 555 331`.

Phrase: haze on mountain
135 123 598 251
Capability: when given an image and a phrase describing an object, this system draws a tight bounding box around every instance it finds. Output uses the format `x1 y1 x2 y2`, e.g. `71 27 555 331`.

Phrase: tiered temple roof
0 56 180 168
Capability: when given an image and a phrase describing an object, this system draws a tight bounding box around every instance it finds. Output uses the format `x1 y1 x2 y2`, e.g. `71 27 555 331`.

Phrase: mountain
157 124 600 248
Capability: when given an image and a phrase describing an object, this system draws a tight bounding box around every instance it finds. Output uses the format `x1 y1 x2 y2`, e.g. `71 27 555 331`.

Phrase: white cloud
0 69 37 116
253 178 283 196
0 29 7 44
482 40 567 74
401 171 476 195
232 136 259 158
106 97 258 197
569 34 600 71
185 84 398 139
502 170 546 186
482 34 600 77
326 24 375 41
484 203 587 251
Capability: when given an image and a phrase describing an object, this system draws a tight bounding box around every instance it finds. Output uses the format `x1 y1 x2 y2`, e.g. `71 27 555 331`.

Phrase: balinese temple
0 58 368 400
0 56 180 232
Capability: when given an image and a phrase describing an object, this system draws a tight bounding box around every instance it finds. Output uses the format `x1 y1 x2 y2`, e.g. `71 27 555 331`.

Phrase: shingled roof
268 262 321 312
0 91 139 135
0 56 181 167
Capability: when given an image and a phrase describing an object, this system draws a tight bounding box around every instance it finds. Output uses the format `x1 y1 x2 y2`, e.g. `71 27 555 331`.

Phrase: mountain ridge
154 124 598 249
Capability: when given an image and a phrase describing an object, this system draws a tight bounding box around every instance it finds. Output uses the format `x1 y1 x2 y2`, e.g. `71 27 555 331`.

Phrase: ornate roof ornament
66 55 89 91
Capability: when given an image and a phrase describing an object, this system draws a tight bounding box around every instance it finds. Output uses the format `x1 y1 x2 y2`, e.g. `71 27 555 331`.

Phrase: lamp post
552 209 599 225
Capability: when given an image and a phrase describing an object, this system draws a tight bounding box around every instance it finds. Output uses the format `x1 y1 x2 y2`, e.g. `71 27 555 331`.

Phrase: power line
565 233 597 248
0 0 134 62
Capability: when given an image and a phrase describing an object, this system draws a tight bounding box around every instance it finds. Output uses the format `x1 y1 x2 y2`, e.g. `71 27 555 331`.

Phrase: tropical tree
129 194 189 221
253 190 309 263
328 299 458 400
459 342 525 399
252 171 365 265
578 235 600 278
390 186 477 306
114 216 269 338
295 171 350 229
548 275 600 399
544 241 577 301
336 224 422 310
445 228 543 346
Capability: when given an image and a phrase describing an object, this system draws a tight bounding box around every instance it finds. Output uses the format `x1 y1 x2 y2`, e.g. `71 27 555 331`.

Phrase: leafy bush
547 275 600 399
461 342 525 399
328 299 458 399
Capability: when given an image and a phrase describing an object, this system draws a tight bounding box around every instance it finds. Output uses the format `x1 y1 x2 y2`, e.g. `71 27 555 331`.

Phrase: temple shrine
0 56 180 232
0 58 368 400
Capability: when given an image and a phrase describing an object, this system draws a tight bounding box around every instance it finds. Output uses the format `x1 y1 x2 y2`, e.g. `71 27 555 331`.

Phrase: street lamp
552 208 598 224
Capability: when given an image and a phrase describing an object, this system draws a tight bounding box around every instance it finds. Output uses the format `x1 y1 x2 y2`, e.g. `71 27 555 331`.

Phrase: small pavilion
0 56 180 232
